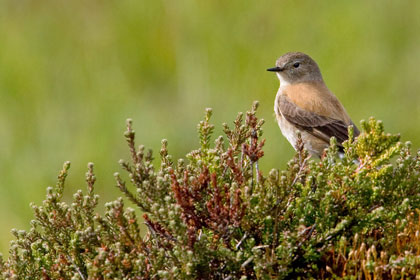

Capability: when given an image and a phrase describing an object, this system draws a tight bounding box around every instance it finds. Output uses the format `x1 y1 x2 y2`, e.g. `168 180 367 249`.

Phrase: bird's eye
293 62 300 68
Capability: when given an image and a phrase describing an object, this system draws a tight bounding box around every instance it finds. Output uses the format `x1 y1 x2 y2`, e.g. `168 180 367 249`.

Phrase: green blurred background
1 0 420 254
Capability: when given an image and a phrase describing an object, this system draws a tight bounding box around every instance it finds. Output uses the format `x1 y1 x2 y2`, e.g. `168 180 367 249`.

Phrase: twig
241 256 254 268
255 161 260 185
235 233 248 250
297 223 317 247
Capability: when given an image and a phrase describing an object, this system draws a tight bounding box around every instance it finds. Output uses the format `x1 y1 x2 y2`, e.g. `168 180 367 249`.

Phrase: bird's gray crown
272 52 323 84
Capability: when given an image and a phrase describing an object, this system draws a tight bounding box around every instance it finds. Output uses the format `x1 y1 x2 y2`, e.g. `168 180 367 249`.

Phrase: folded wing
278 95 360 149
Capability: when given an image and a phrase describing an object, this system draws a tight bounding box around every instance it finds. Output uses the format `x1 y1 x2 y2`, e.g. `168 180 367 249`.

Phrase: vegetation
2 2 420 253
1 102 420 279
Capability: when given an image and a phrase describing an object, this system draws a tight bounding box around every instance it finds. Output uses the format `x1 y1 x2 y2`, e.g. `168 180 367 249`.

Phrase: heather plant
2 102 420 279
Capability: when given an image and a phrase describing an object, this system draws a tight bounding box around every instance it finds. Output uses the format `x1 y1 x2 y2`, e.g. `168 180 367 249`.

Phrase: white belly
274 90 298 147
276 114 299 148
274 91 328 157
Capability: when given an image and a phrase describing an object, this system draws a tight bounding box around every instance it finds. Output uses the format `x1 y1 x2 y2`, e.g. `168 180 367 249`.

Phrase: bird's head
267 52 323 85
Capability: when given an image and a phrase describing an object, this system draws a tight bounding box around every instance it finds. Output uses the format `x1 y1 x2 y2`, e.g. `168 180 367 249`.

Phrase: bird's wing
278 95 359 146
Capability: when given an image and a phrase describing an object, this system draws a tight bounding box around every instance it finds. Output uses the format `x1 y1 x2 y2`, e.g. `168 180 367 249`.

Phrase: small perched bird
267 52 360 157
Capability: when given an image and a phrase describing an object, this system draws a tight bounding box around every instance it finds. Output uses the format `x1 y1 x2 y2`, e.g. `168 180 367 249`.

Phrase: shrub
2 102 420 279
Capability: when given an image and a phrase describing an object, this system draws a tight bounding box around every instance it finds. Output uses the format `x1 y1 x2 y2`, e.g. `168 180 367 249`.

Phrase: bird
267 52 360 158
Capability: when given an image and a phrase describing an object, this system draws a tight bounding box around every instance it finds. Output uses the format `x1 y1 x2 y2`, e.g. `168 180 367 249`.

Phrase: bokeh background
1 0 420 254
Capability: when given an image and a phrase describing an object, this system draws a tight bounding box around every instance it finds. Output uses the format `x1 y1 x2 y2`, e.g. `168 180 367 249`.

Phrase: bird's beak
267 66 283 72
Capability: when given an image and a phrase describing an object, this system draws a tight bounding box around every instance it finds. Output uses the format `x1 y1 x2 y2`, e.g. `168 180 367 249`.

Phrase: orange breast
282 81 351 124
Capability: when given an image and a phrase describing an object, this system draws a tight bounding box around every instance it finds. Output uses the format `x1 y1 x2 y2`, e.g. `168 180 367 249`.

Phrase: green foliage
2 0 420 254
2 102 420 279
